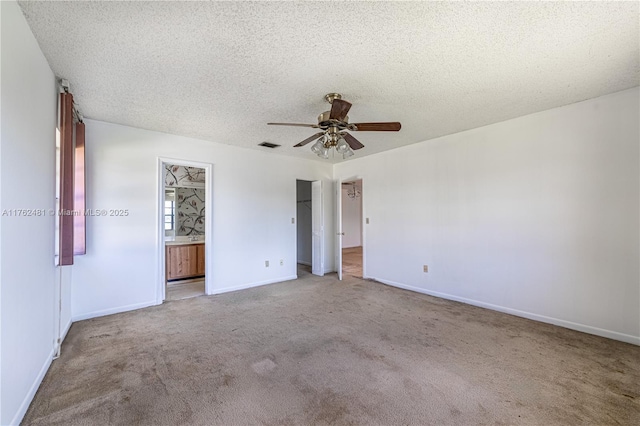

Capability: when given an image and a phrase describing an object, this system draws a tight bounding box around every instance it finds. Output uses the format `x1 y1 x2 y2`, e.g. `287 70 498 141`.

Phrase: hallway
342 246 362 278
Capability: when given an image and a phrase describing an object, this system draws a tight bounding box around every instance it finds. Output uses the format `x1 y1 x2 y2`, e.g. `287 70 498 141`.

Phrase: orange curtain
74 121 86 255
59 92 74 265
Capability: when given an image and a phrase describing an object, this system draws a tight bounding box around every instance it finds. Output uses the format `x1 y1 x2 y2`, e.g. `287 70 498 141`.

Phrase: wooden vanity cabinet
196 244 205 276
166 243 205 280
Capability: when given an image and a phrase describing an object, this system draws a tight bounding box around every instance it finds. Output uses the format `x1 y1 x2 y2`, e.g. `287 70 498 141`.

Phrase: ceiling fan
268 93 401 159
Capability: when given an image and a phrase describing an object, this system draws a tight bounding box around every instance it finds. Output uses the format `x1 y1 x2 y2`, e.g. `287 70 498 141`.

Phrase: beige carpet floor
23 268 639 425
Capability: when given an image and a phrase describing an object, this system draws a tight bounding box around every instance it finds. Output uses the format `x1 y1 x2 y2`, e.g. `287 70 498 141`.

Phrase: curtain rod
59 78 84 123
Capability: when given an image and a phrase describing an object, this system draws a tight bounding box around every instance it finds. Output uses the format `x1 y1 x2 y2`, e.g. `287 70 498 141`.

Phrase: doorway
158 159 213 303
296 179 324 277
339 180 363 278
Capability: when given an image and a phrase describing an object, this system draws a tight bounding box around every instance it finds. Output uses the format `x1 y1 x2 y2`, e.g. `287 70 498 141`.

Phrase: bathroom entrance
158 159 212 302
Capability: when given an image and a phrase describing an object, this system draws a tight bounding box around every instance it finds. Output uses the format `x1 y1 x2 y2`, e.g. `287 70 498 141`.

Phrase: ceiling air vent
258 142 280 149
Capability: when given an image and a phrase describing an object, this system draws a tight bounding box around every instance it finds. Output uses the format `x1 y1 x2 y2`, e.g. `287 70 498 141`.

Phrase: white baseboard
10 348 55 426
211 275 298 295
60 318 72 342
72 300 157 322
372 277 640 346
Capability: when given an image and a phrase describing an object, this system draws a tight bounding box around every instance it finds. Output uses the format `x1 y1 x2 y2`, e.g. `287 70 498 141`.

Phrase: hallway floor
342 246 363 278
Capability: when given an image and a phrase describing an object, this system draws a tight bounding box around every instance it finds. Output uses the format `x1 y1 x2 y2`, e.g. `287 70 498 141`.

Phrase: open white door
336 180 343 280
311 180 324 276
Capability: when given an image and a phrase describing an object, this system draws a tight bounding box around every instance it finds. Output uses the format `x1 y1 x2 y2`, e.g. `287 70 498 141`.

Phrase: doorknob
337 232 344 236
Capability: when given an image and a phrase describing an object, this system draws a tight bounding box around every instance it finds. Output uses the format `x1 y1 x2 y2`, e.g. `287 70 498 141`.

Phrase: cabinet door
167 245 199 279
166 246 173 279
197 244 205 275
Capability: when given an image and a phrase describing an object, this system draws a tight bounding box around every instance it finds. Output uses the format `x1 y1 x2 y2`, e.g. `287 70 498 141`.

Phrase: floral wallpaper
176 188 205 236
164 164 206 236
165 164 205 188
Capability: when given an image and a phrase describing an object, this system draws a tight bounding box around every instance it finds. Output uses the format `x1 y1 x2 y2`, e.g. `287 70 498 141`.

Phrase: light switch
366 218 370 224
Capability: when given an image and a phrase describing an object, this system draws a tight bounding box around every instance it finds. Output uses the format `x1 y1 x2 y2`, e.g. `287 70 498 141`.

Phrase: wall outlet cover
423 265 428 273
265 260 269 267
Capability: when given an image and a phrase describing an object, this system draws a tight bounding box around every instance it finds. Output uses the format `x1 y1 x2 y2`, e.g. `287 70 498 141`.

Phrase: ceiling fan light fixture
268 93 401 160
310 139 324 155
335 137 349 154
317 146 330 159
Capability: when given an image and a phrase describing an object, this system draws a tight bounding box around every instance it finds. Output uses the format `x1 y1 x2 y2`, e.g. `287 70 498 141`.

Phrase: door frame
336 179 343 280
295 179 324 276
336 177 365 280
311 180 324 276
156 157 213 303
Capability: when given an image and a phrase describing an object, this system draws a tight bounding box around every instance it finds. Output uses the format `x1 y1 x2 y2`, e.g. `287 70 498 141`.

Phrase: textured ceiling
18 1 639 163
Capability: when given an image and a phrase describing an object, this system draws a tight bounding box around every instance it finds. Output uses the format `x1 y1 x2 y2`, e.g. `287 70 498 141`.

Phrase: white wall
341 183 362 248
296 180 312 264
58 267 73 342
0 2 64 424
335 88 640 345
71 120 334 319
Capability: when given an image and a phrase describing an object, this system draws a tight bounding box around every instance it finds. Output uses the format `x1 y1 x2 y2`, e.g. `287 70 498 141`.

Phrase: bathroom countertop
165 237 205 246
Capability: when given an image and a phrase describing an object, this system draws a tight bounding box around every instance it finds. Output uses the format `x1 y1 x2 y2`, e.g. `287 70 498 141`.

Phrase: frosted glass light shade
310 139 324 155
318 145 330 159
335 137 349 154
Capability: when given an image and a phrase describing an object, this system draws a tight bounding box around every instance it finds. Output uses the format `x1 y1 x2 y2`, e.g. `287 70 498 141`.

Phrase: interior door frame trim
337 176 365 279
156 157 213 303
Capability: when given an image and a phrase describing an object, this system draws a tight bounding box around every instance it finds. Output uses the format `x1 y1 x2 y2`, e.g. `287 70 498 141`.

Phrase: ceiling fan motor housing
317 111 349 130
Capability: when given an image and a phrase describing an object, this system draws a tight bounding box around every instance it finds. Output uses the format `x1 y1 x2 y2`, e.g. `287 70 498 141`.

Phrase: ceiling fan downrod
324 93 342 104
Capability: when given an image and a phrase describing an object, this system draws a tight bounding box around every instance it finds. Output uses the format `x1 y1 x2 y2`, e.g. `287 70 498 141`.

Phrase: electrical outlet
366 218 370 224
423 265 428 273
280 259 284 266
291 218 295 224
265 260 269 267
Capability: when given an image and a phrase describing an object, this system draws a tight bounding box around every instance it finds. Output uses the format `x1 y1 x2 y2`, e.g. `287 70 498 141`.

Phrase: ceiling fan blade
342 133 365 150
329 99 352 121
268 123 319 128
352 122 401 131
293 132 324 147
